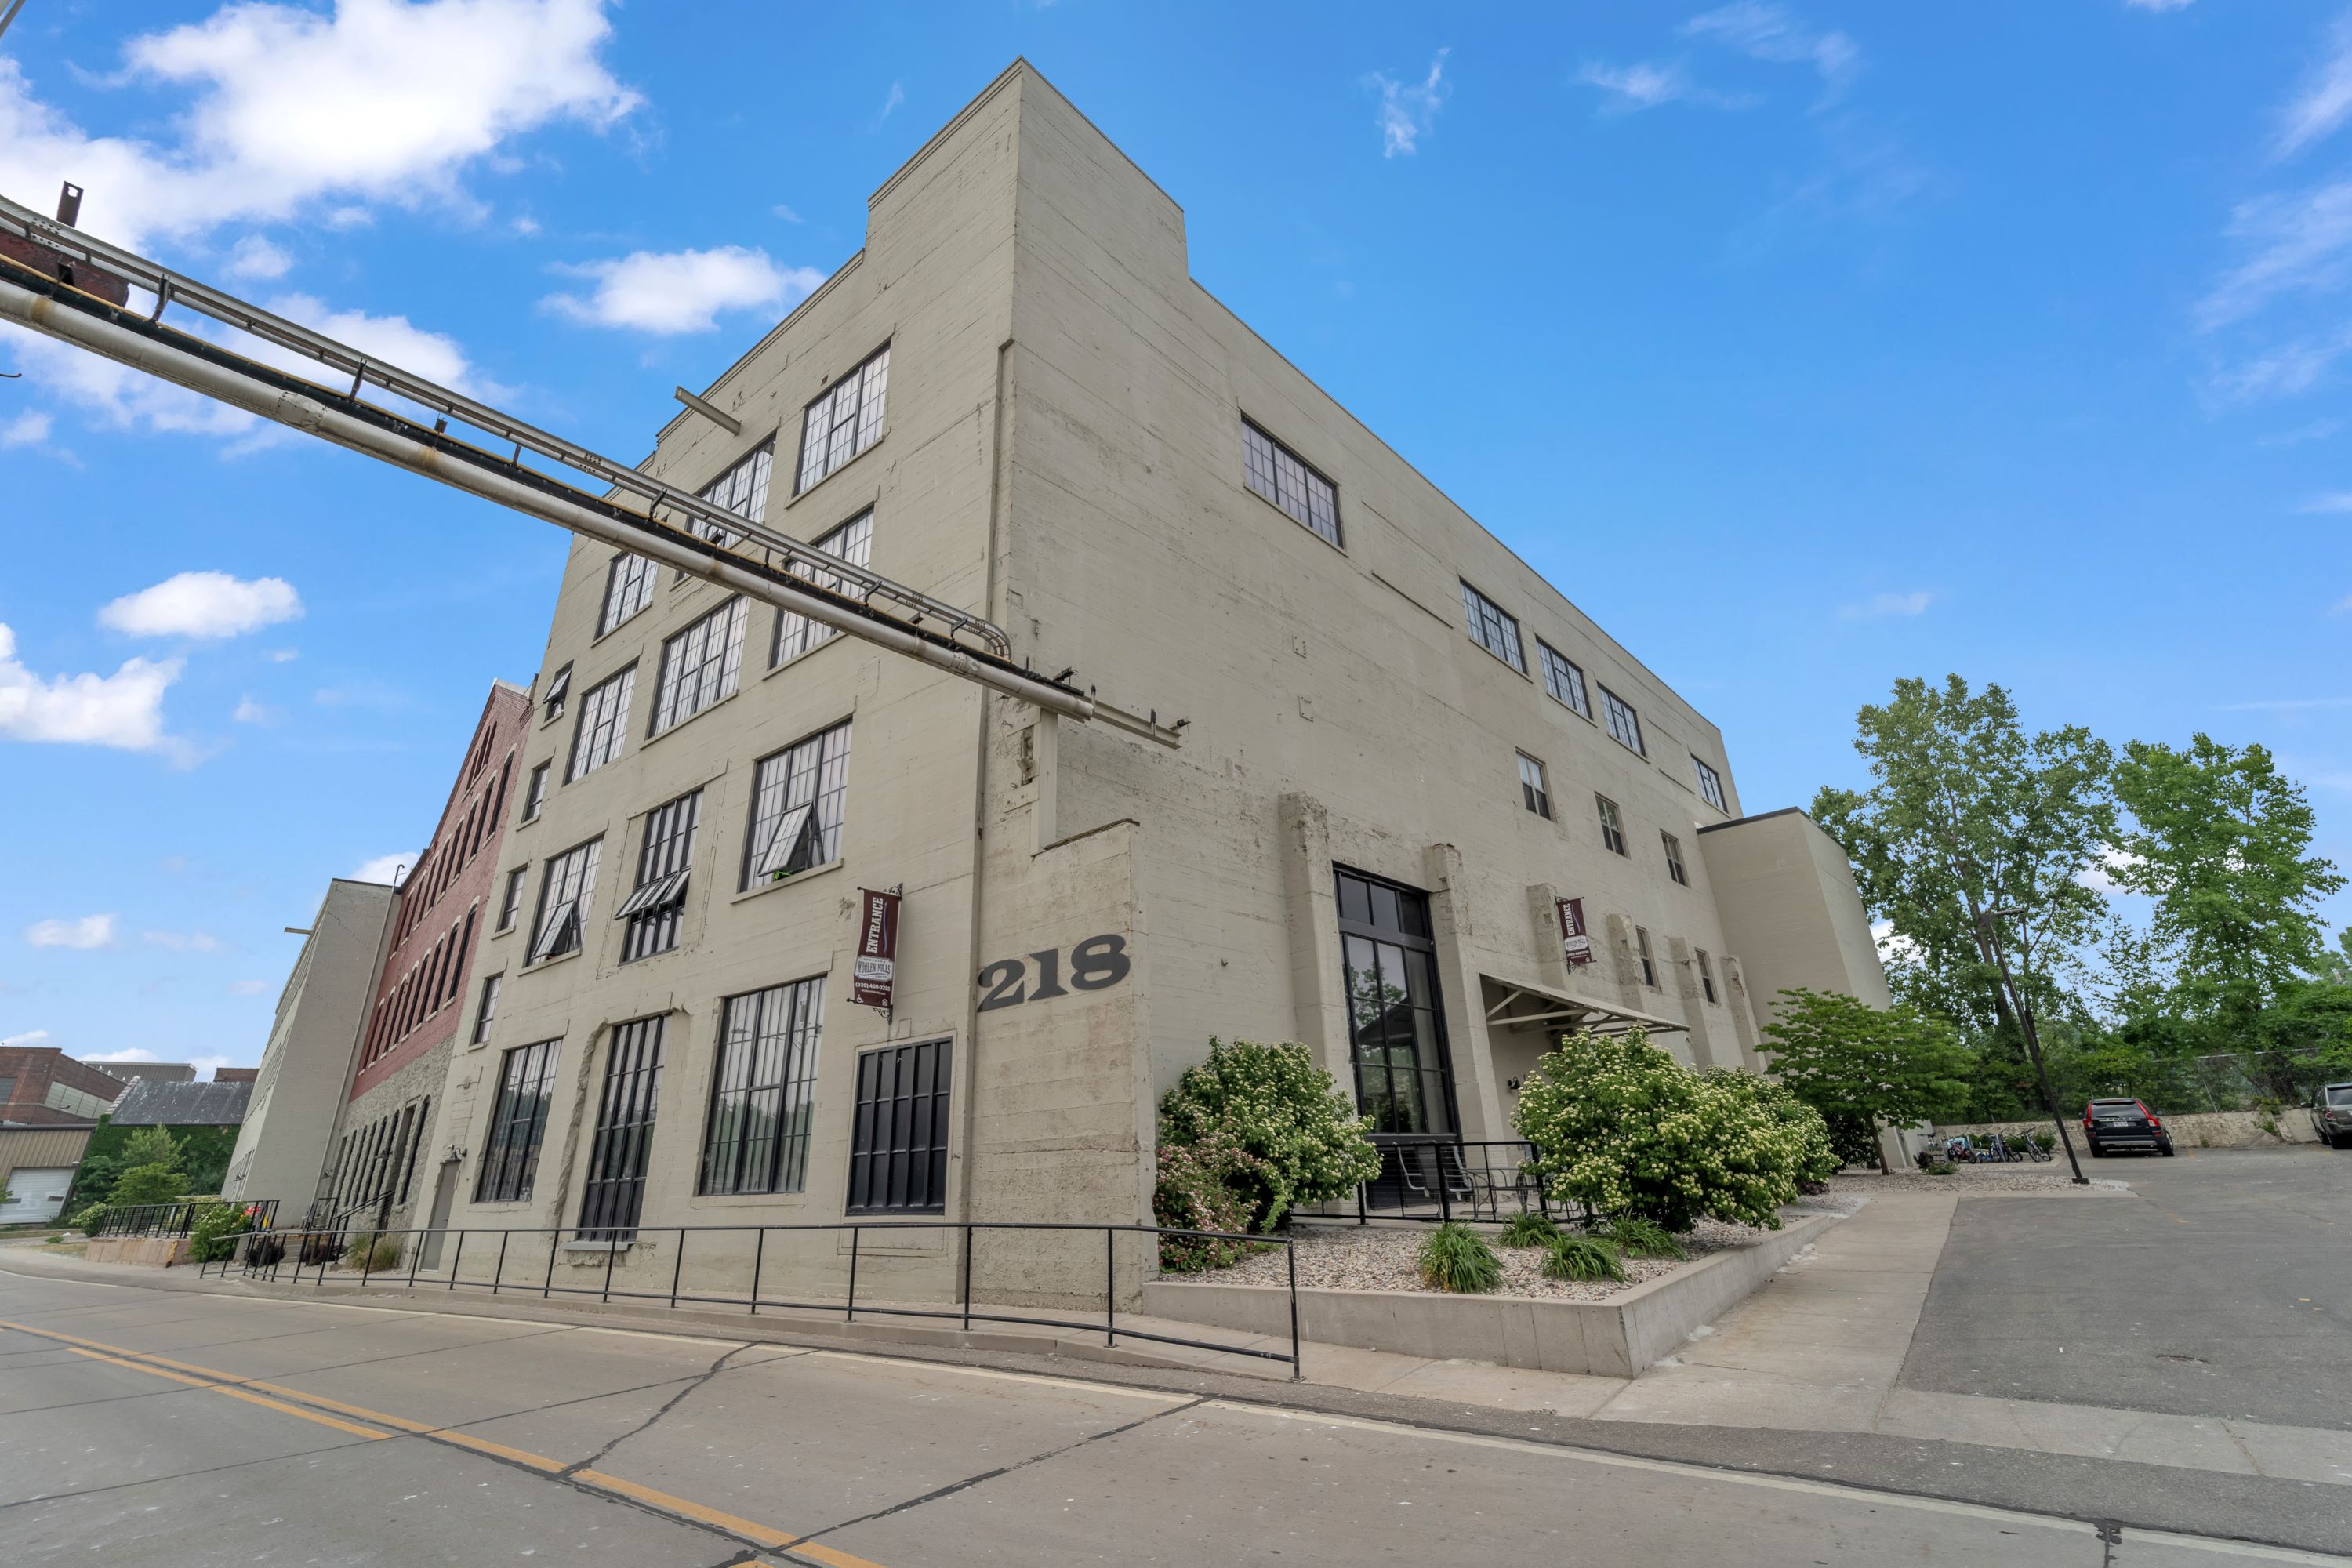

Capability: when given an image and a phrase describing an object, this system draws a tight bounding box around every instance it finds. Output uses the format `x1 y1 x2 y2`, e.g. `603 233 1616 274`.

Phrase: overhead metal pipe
0 267 1180 745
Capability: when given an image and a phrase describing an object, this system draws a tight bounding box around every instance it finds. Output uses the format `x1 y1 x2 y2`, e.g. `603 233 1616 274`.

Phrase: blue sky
2 0 2347 1071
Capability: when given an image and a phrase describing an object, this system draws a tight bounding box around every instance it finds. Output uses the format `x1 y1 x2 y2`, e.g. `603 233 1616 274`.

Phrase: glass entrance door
1335 866 1457 1137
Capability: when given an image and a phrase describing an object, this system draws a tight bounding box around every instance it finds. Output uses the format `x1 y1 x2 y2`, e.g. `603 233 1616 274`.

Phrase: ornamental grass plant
1416 1222 1503 1294
1602 1214 1687 1261
1498 1210 1561 1248
1540 1234 1627 1283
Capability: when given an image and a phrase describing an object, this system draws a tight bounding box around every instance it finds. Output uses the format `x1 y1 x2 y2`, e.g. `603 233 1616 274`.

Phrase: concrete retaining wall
1141 1211 1838 1377
84 1236 194 1268
1935 1111 2320 1151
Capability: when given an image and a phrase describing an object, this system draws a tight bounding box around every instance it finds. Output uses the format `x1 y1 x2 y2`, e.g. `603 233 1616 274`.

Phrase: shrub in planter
1417 1222 1502 1294
1541 1235 1626 1283
1513 1028 1804 1233
1498 1211 1560 1248
187 1202 255 1263
1603 1215 1687 1261
1713 1070 1839 1189
1152 1136 1275 1272
1158 1038 1381 1232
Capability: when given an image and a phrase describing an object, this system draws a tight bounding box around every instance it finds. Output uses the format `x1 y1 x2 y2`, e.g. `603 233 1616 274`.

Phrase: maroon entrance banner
1555 896 1593 967
852 888 900 1008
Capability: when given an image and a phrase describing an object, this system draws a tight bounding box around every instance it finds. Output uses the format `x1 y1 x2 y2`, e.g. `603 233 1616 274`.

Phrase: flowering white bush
1512 1028 1805 1232
1158 1038 1382 1232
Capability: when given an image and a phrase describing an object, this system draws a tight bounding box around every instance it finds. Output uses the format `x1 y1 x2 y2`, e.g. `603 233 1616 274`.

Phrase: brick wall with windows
350 682 532 1103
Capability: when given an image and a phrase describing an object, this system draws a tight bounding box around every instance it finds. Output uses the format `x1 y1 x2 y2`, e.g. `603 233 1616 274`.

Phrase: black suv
2082 1098 2175 1157
2311 1083 2352 1149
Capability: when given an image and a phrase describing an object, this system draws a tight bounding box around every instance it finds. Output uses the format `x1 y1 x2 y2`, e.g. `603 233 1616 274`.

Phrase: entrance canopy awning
1479 973 1688 1038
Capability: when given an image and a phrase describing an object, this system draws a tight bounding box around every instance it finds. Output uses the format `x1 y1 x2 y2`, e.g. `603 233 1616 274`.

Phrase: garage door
0 1167 76 1225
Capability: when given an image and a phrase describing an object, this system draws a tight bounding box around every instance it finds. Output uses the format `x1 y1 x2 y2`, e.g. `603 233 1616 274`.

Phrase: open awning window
615 869 691 920
528 900 579 964
751 803 822 880
1479 974 1688 1037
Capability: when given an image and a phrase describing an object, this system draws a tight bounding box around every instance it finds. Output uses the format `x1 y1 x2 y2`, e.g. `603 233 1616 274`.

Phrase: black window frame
691 437 776 554
1695 949 1719 1005
1661 830 1688 886
579 1016 665 1240
521 761 549 823
846 1037 951 1214
1600 686 1645 755
1240 418 1343 549
470 972 502 1044
619 789 700 963
474 1038 560 1203
1635 926 1659 989
566 665 636 782
771 509 875 666
1537 641 1591 718
1460 581 1525 672
1595 794 1627 856
742 719 852 889
540 663 571 727
1693 756 1727 811
496 866 528 931
598 550 656 637
650 597 746 735
699 975 826 1196
528 837 601 965
1516 752 1552 819
1334 865 1459 1138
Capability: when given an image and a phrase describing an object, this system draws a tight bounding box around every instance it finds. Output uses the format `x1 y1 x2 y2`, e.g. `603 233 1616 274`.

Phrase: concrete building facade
223 878 397 1207
404 64 1881 1304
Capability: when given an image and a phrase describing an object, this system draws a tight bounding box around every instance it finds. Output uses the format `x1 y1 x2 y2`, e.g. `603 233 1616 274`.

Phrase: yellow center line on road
0 1316 889 1568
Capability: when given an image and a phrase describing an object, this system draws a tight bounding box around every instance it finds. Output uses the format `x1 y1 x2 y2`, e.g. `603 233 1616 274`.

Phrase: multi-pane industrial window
1516 753 1552 819
1241 419 1341 547
1693 756 1726 811
696 439 775 546
1600 687 1644 754
471 973 501 1044
1595 794 1627 856
772 510 873 666
1538 641 1591 718
847 1037 950 1214
797 344 889 494
1696 949 1719 1004
497 867 527 931
742 720 851 887
567 666 635 781
651 598 746 735
700 977 826 1196
522 762 548 822
1461 582 1524 672
579 1017 665 1240
474 1039 559 1203
1662 831 1688 886
1635 927 1659 989
599 551 655 635
1336 866 1454 1136
619 790 699 962
541 663 571 725
529 837 601 964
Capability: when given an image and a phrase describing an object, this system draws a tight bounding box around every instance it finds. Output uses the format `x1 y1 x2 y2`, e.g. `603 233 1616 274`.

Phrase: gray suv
2311 1083 2352 1149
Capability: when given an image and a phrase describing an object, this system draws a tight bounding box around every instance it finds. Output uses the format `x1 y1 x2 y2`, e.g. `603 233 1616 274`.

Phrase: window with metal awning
1479 974 1690 1038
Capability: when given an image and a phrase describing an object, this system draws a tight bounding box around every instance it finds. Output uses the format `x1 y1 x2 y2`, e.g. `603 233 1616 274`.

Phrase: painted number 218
976 935 1130 1011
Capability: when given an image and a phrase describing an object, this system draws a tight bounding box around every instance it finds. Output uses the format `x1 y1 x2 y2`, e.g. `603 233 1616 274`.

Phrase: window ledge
1473 643 1535 682
524 946 585 975
730 858 845 904
762 630 853 682
1241 483 1347 555
561 1239 632 1255
642 685 742 751
784 431 886 510
590 608 648 649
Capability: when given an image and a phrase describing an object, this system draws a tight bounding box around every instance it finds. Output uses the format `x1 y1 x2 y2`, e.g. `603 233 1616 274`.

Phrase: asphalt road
1902 1145 2352 1430
2 1266 2339 1567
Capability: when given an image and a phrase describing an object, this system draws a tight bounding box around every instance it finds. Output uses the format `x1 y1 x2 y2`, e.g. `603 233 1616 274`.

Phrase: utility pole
1977 906 2089 1185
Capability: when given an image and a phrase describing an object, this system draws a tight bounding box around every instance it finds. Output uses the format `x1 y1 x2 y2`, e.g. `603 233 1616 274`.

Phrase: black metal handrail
1345 1138 1557 1225
93 1197 278 1239
206 1218 1301 1379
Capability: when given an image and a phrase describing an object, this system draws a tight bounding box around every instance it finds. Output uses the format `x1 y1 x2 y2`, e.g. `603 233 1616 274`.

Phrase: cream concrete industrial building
372 63 1886 1294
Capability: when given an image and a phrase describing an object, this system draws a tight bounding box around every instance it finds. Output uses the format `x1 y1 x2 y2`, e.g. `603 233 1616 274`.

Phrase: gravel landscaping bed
1200 1206 1840 1303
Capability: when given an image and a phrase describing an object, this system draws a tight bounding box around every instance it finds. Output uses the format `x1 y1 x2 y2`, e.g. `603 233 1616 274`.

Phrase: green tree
1813 677 2115 1036
1759 989 1973 1165
106 1127 186 1209
2111 736 2346 1033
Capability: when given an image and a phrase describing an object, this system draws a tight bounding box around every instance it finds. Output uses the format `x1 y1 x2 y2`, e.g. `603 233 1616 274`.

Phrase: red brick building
0 1047 129 1127
326 681 530 1225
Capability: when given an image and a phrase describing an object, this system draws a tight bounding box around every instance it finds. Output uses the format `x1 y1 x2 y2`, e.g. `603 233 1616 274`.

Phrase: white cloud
263 292 499 398
876 80 905 125
2278 13 2352 159
1838 590 1933 619
82 1047 158 1064
2077 847 2147 894
2333 592 2352 615
0 410 53 449
772 203 803 223
100 571 302 640
2196 182 2352 333
0 623 180 751
232 695 277 724
25 913 118 950
1682 3 1860 98
223 234 292 281
543 247 822 335
0 2 640 252
267 648 299 663
142 929 225 953
2125 0 2193 9
2297 492 2352 514
350 853 411 885
1368 49 1451 158
0 1029 51 1047
2217 695 2352 711
228 978 270 996
1577 60 1761 114
1871 919 1922 967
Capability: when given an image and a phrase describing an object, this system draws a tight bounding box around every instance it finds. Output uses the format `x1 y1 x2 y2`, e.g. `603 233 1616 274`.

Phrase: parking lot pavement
1900 1146 2352 1431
